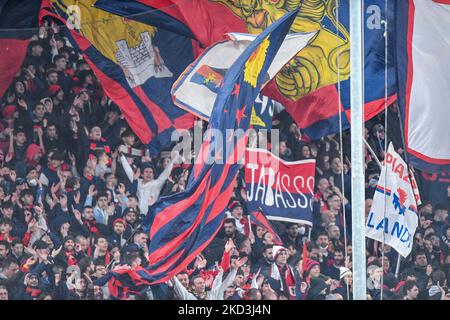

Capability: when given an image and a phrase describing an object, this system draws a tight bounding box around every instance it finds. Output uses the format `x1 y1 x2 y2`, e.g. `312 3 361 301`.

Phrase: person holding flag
366 142 421 259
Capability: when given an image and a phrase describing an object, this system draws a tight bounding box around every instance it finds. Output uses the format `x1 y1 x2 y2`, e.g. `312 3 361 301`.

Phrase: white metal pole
350 0 367 300
395 253 402 278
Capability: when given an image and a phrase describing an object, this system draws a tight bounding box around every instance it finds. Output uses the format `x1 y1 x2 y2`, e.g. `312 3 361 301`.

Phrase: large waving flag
366 143 421 257
263 0 397 140
95 0 396 140
142 9 298 284
42 0 195 154
397 0 450 172
94 0 247 47
0 0 41 98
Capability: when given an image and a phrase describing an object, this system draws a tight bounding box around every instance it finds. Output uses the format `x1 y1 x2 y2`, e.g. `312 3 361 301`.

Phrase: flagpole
395 253 402 278
363 138 382 169
350 0 367 300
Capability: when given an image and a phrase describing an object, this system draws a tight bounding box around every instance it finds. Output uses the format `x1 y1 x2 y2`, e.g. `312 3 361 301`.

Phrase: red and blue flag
96 0 397 141
142 9 299 284
245 148 316 226
41 0 195 154
250 209 283 245
396 0 450 173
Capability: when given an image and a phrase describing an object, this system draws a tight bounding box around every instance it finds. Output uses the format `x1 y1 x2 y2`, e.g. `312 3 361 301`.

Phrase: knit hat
25 144 42 162
228 200 242 212
303 258 320 276
113 218 127 228
48 84 62 96
272 245 287 260
339 267 352 280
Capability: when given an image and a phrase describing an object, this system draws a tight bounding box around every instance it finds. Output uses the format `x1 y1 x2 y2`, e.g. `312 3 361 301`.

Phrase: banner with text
245 148 315 226
366 143 421 258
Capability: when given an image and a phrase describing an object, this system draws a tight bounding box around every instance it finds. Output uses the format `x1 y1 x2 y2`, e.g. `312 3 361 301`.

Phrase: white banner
365 143 421 258
405 0 450 162
171 32 315 120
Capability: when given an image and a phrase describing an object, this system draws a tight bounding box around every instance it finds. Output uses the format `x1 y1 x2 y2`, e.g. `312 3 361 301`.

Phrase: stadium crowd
0 21 449 301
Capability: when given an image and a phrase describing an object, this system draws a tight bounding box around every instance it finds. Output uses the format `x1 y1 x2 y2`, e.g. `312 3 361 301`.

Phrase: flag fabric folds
142 9 299 284
96 0 397 141
249 209 283 245
0 0 41 98
396 0 450 173
94 0 247 48
365 143 421 258
171 32 315 123
262 0 397 140
106 267 153 300
245 148 315 226
43 0 195 154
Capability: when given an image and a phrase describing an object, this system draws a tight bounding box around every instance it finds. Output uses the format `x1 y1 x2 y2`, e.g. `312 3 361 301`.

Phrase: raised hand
50 183 60 196
34 205 44 217
36 127 44 138
72 95 83 108
197 257 207 270
72 206 82 223
74 191 81 205
88 185 96 197
133 168 141 181
214 261 223 274
68 152 76 166
116 183 125 195
60 194 68 210
300 282 308 294
9 170 16 182
46 194 55 210
60 223 69 238
232 256 248 269
5 152 13 163
106 203 116 216
17 98 28 110
224 238 235 253
51 245 63 258
27 218 37 232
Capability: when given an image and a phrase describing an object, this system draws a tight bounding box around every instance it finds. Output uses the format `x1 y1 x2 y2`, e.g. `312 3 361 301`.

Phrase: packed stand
0 22 449 301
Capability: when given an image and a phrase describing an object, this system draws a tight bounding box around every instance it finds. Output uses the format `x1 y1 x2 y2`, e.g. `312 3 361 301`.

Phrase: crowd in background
0 21 449 301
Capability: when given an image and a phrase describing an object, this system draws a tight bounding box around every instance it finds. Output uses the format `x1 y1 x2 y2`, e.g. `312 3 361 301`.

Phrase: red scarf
0 234 15 243
84 220 100 236
26 287 41 298
273 264 297 300
65 250 78 266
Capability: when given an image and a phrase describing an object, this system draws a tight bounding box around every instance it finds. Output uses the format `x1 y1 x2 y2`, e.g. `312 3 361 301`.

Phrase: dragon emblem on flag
211 0 350 100
392 187 408 216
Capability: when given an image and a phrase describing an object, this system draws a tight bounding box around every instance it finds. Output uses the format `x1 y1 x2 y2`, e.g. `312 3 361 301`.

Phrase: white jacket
120 155 174 215
172 268 238 300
